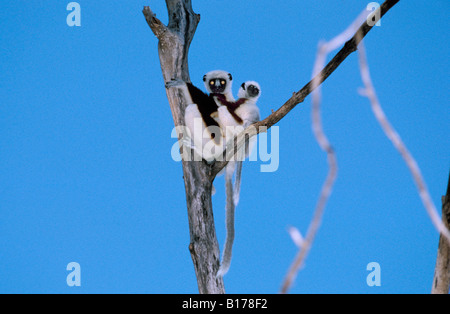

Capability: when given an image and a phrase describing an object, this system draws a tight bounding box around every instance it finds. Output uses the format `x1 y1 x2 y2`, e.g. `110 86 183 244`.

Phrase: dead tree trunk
432 172 450 294
143 1 225 294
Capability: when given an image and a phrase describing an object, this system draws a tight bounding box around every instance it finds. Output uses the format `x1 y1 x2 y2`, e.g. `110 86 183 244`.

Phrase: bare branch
211 0 400 177
358 37 450 292
357 39 450 244
143 6 169 40
280 1 410 294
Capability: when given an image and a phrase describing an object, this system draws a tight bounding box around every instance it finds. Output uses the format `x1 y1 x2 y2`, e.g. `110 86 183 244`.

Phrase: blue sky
0 1 449 294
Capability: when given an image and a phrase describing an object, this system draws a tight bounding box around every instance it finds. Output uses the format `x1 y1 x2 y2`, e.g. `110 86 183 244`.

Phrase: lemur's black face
208 78 228 93
244 84 260 98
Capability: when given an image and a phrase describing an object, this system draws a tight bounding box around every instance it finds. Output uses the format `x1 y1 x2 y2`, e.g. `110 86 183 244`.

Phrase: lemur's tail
217 163 237 278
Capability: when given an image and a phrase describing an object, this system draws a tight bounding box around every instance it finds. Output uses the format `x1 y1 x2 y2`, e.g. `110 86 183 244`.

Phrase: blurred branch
279 9 372 294
357 32 450 292
281 0 449 293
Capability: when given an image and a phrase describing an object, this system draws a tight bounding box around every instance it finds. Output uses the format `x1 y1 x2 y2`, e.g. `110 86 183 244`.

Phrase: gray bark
432 173 450 294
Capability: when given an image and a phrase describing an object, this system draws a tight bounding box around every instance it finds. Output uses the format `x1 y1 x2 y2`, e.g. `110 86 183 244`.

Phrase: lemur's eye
221 80 226 85
210 80 215 85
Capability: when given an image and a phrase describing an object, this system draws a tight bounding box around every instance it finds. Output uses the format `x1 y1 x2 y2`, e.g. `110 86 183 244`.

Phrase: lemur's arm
215 94 247 111
187 83 218 114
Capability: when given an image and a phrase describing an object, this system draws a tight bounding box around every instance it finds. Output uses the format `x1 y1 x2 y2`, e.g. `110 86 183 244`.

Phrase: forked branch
212 0 400 176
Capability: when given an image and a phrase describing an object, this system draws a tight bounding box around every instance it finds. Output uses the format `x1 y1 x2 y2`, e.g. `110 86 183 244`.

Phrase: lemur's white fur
204 70 235 103
216 81 261 278
168 70 234 163
217 81 261 203
230 81 261 204
236 81 261 127
217 81 261 139
167 74 261 278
